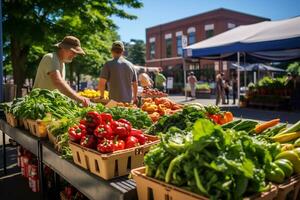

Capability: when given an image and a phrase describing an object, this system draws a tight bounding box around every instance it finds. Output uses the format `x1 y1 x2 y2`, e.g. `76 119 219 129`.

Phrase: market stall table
0 119 46 199
42 143 138 200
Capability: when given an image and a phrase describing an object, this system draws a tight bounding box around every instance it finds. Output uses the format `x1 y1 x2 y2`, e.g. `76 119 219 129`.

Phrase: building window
166 38 172 58
176 36 182 56
188 32 196 45
228 23 236 29
205 24 214 38
149 37 155 59
187 27 196 45
150 42 155 59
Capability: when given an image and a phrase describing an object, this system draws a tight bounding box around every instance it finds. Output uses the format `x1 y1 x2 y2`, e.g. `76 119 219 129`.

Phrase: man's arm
49 71 89 106
132 81 138 103
97 78 107 98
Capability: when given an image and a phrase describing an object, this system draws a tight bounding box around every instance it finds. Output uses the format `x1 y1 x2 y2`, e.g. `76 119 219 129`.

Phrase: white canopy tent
183 16 300 101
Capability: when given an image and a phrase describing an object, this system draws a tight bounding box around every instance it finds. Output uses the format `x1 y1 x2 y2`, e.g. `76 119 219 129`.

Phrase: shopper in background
98 41 138 103
154 69 166 92
187 72 197 100
138 68 153 88
224 79 230 104
215 73 225 105
232 75 238 105
33 36 89 106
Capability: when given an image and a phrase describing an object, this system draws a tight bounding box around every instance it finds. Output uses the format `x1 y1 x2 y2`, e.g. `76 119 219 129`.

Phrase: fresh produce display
141 97 183 122
7 88 80 120
105 106 152 129
116 102 137 108
78 89 109 99
146 104 233 135
204 105 234 125
144 118 276 199
141 88 167 98
68 111 150 153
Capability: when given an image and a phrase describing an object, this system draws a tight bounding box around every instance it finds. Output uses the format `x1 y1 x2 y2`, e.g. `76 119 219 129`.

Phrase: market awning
230 63 286 72
183 16 300 61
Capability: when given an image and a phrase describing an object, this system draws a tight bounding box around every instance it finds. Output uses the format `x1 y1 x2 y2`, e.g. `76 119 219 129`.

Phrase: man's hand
78 96 90 107
132 96 138 105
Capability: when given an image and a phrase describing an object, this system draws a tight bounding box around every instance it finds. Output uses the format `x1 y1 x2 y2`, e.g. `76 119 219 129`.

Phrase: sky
111 0 300 42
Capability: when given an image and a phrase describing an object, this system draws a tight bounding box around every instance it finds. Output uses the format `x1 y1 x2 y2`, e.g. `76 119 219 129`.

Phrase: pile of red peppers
68 111 148 153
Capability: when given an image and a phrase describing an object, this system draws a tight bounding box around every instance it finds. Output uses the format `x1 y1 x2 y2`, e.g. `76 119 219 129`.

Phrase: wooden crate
276 175 300 200
27 119 48 138
23 119 30 130
5 112 19 127
69 135 159 180
131 167 278 200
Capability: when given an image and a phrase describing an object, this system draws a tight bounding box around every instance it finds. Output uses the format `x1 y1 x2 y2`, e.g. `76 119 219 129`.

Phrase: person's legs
232 92 236 104
221 89 226 104
226 91 229 104
191 85 196 99
216 91 220 105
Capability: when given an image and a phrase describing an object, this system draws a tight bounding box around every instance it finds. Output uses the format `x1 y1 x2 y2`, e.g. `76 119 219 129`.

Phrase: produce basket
5 112 19 127
69 135 159 180
131 167 278 200
23 119 30 130
27 119 48 138
276 174 300 200
60 192 68 200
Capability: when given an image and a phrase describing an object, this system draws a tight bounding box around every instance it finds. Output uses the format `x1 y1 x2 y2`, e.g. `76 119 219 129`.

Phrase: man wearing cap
33 36 89 106
98 41 138 103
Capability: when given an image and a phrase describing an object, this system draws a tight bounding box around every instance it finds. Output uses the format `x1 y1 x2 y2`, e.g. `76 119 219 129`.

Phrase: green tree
3 0 143 96
287 62 300 76
125 39 145 66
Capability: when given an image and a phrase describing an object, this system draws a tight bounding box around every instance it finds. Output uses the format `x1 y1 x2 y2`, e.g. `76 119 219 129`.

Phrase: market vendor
33 36 89 106
138 68 153 88
98 41 138 103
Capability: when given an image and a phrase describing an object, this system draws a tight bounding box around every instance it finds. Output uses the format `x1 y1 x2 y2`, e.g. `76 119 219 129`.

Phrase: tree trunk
11 36 29 97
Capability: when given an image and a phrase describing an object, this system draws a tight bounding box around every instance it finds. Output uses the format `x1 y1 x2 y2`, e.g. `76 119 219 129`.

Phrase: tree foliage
287 62 300 76
125 39 146 66
3 0 143 96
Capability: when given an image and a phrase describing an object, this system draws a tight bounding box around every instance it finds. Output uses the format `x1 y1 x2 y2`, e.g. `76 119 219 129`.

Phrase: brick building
145 8 269 91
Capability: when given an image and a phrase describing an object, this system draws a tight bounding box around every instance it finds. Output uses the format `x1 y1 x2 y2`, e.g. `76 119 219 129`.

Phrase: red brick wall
145 8 269 80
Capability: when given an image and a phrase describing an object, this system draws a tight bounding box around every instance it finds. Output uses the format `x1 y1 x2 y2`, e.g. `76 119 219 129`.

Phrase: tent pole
237 52 240 104
183 58 187 101
0 0 3 102
244 53 246 89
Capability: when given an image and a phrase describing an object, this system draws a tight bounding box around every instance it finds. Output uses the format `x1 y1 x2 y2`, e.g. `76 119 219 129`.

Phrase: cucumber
263 123 287 137
232 120 259 132
277 120 300 135
221 119 242 129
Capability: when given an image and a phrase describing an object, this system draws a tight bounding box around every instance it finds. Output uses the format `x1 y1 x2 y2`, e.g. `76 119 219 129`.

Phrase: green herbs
9 88 81 120
145 119 273 199
105 107 152 129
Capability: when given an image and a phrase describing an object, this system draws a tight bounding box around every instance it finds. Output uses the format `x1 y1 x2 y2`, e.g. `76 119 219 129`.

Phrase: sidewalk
168 95 300 124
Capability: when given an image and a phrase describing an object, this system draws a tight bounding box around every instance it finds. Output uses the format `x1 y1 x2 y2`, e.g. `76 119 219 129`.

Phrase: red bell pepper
129 129 148 145
125 136 140 149
100 113 113 124
111 121 132 139
68 124 87 142
97 139 114 153
94 124 113 139
80 135 97 149
113 139 125 151
85 111 102 128
117 119 132 127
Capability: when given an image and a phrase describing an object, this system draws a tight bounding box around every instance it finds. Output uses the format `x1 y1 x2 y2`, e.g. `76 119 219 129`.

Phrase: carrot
255 119 280 134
